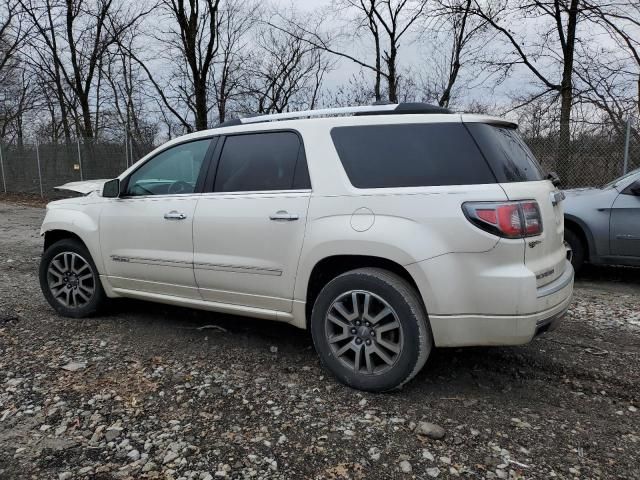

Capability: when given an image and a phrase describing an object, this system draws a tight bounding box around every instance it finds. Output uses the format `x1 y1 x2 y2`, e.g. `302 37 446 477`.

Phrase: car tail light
463 201 542 238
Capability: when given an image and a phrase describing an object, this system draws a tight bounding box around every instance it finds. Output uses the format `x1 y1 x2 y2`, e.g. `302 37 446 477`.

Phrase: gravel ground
0 201 639 480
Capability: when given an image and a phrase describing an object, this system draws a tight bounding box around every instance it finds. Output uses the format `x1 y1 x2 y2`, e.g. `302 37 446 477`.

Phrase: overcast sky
264 0 631 116
267 0 521 108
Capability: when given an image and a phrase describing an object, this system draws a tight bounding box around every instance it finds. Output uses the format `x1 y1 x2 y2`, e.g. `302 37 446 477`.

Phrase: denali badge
536 269 555 280
528 240 542 248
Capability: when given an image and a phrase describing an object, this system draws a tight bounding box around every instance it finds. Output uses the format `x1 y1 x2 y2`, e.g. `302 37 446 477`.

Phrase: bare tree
334 0 384 101
19 0 73 139
0 65 32 144
410 0 491 108
582 0 640 117
211 0 256 123
0 0 32 143
573 46 636 138
431 0 490 107
325 70 379 107
244 20 331 115
275 0 428 103
126 0 223 132
0 0 25 72
18 0 148 139
470 0 582 180
102 33 158 146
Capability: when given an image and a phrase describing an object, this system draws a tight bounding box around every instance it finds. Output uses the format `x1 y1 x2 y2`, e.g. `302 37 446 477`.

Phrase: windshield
602 167 640 189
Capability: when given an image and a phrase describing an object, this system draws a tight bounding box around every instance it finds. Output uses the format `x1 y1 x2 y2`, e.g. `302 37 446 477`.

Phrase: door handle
164 211 187 220
269 210 299 221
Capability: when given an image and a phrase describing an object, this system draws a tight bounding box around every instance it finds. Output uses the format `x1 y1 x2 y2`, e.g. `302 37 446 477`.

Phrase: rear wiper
546 171 561 187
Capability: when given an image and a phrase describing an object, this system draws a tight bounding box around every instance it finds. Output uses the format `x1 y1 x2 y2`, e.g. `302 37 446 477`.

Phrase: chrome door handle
164 211 187 220
270 210 299 221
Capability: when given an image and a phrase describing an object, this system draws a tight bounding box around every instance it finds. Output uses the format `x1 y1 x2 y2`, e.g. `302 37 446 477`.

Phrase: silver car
563 168 640 271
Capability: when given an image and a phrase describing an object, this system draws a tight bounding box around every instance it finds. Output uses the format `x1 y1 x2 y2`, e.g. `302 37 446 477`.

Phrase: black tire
564 227 585 273
39 238 106 318
310 268 431 392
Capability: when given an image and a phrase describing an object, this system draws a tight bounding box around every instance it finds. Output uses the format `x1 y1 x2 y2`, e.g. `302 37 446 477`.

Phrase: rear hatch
465 121 567 287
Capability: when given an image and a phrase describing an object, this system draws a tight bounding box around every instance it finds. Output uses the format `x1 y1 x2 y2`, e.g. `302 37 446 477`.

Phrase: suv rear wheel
310 268 431 392
39 238 106 318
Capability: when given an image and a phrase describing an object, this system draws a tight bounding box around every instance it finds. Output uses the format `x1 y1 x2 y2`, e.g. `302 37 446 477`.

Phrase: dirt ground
0 200 638 480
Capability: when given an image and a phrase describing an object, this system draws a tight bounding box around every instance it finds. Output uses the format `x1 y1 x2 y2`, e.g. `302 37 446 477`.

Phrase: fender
295 208 499 312
564 213 598 260
40 203 105 273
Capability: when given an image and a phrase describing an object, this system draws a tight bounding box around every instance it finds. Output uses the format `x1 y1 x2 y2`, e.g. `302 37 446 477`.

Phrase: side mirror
622 179 640 196
102 179 121 198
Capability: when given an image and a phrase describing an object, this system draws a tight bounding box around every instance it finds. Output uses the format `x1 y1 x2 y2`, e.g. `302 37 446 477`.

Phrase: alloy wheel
325 290 404 375
47 251 95 308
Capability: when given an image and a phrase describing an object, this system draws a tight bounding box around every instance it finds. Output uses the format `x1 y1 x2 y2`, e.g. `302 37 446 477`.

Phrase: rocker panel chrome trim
110 255 282 276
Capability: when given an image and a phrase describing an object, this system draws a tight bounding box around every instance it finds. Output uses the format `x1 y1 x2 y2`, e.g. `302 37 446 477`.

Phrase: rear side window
465 123 544 182
330 123 496 188
214 131 310 192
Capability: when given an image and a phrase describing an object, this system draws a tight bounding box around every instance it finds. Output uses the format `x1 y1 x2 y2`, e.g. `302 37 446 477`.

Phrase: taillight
463 201 542 238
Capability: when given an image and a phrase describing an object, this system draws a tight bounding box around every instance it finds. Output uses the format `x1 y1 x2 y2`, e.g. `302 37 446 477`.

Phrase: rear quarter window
330 123 496 188
465 123 544 182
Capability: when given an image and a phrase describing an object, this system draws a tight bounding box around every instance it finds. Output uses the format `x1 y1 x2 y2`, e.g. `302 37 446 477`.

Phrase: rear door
193 131 311 312
466 123 567 286
610 184 640 257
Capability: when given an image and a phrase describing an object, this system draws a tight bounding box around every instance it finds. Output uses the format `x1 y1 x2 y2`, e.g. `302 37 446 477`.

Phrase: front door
100 138 213 298
610 186 640 257
193 131 311 312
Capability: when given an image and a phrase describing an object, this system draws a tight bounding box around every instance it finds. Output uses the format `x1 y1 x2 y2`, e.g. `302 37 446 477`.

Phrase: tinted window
330 123 495 188
126 139 211 196
466 123 544 182
214 132 308 192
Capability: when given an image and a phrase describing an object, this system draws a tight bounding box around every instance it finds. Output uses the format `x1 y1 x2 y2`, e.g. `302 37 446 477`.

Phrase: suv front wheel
311 268 431 392
39 238 106 318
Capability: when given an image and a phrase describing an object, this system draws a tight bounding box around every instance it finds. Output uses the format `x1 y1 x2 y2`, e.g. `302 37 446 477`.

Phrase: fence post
35 141 44 198
623 117 631 175
77 138 84 181
0 144 6 193
124 132 129 168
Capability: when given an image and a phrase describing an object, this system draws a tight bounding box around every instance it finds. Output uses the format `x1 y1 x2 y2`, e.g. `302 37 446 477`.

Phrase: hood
55 179 108 195
562 187 600 197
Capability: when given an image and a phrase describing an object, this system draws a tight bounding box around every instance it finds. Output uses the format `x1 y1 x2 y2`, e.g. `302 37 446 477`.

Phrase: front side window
125 139 211 196
213 131 309 192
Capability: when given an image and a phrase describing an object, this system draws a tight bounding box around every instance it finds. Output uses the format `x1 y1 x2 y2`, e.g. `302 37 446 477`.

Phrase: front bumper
428 262 574 347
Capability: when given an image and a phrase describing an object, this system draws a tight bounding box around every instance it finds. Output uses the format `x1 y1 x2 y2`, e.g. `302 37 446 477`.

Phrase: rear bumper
427 262 574 347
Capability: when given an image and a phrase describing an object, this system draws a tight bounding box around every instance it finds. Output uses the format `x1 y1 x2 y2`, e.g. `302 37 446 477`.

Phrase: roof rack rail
216 102 452 127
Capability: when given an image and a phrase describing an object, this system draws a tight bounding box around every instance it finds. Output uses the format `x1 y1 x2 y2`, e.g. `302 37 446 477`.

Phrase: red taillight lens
520 201 542 235
463 201 542 238
496 204 522 237
476 209 497 224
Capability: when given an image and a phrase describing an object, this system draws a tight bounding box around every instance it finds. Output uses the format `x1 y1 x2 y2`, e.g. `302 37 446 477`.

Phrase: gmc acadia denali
39 103 574 392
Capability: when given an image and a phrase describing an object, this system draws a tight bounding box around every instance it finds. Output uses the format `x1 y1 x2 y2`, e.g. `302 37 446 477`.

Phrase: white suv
39 103 574 392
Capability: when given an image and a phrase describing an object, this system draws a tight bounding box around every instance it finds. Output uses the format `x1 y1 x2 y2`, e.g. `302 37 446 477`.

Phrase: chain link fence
0 139 155 198
525 123 639 188
0 124 638 198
